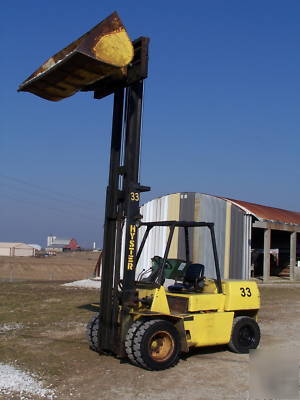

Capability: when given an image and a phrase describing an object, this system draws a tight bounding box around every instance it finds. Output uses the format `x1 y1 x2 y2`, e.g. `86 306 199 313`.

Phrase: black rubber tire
129 319 180 370
124 319 146 367
228 316 260 354
86 313 100 351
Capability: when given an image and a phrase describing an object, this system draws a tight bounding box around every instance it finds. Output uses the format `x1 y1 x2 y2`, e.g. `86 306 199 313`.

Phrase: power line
0 173 100 208
1 180 99 213
1 193 99 223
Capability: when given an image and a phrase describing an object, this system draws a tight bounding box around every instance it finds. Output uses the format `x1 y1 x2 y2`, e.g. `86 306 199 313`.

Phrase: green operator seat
168 263 206 293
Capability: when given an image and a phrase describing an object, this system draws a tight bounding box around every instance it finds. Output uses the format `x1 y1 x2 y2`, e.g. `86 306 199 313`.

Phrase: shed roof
0 242 33 249
222 198 300 226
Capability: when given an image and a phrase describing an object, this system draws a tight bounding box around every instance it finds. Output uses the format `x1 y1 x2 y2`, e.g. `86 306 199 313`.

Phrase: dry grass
0 252 99 282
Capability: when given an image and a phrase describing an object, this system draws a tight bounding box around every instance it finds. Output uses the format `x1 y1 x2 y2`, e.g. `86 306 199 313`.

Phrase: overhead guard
18 12 135 101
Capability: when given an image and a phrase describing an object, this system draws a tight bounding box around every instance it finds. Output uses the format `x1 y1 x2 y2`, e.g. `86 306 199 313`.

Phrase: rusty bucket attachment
18 12 137 101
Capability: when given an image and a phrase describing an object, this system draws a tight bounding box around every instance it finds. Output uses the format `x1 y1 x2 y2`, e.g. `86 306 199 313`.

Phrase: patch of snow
62 279 101 289
0 363 56 399
0 323 24 333
62 278 175 289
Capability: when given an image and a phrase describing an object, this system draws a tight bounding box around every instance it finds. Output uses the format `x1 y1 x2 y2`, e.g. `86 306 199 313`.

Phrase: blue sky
1 1 300 247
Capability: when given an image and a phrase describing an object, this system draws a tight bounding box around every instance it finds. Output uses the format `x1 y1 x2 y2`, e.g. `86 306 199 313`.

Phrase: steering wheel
152 255 172 269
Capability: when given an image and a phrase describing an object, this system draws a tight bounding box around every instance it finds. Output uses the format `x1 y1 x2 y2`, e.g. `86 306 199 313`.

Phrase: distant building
46 236 80 252
0 242 36 257
28 244 42 251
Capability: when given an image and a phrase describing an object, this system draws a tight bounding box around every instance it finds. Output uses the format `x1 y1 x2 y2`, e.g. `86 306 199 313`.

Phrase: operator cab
139 256 206 292
135 221 223 295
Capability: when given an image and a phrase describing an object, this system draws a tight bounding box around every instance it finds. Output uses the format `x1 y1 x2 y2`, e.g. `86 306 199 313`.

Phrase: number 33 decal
130 192 139 201
240 287 252 297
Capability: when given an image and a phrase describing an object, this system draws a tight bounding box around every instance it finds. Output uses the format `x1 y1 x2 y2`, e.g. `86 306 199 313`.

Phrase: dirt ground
0 278 299 399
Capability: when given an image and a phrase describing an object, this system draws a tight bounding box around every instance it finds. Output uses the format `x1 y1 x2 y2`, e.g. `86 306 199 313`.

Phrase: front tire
124 319 146 367
126 319 180 370
228 316 260 354
86 312 100 351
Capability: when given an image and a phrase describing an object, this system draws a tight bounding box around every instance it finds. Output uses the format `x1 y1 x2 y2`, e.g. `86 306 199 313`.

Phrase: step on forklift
18 12 260 371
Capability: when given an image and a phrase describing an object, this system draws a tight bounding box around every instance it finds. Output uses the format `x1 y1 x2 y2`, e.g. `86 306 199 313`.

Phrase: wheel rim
148 330 175 362
238 325 255 348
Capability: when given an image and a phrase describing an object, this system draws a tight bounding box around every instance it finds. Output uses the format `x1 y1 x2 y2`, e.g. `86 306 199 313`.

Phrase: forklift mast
99 44 150 355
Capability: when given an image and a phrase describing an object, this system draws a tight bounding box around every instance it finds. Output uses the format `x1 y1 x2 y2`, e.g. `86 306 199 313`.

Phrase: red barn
65 238 80 251
46 236 80 252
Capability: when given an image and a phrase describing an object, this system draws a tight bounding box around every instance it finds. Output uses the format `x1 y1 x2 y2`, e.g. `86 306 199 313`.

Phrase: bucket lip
18 50 76 92
17 12 134 100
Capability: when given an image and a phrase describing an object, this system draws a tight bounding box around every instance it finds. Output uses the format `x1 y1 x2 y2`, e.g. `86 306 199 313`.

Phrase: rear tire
128 319 180 370
86 313 100 351
228 316 260 354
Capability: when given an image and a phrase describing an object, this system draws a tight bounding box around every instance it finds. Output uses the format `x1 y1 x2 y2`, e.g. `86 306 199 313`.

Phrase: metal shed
137 193 300 281
0 243 36 257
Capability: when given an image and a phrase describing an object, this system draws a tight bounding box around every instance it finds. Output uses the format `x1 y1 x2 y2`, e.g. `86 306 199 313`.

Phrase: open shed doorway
251 228 292 278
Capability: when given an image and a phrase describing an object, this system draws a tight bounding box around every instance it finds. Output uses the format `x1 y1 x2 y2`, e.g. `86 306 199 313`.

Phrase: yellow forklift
18 12 260 371
87 220 260 370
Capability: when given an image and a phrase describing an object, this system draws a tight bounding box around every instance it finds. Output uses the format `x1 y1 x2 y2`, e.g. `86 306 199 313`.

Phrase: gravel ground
0 364 56 399
1 281 299 400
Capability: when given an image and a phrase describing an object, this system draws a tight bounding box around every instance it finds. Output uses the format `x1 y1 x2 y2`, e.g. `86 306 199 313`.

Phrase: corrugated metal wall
193 193 227 279
242 214 252 280
136 194 180 275
136 192 250 280
229 205 245 279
